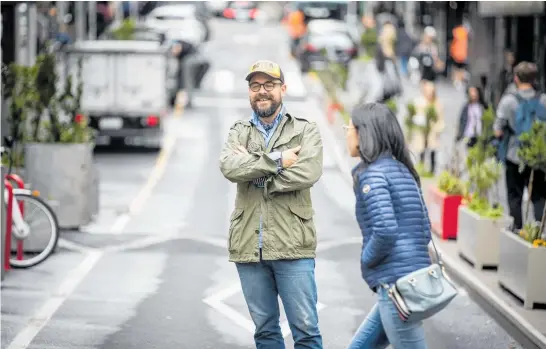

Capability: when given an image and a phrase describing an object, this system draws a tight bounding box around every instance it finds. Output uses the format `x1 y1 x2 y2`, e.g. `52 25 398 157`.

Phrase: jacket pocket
288 204 316 249
228 209 244 253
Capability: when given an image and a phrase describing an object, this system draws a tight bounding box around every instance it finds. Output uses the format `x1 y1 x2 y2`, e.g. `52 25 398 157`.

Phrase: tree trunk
540 205 546 239
524 170 534 224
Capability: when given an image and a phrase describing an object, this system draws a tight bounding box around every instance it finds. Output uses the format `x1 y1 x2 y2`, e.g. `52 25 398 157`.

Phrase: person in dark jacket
456 85 488 148
344 102 431 349
170 38 210 107
396 22 416 77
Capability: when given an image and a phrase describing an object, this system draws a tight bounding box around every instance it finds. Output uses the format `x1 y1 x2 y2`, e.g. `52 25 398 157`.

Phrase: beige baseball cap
245 60 285 83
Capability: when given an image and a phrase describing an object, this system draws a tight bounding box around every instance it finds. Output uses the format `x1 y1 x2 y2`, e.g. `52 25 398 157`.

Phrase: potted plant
457 112 513 268
498 121 546 308
428 170 465 240
404 102 417 142
24 51 98 229
1 62 34 177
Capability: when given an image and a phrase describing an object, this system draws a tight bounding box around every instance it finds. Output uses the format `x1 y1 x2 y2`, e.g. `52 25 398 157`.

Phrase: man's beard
250 95 281 118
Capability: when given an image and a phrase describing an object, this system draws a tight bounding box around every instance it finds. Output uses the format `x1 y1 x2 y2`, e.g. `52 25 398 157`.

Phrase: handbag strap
412 179 442 264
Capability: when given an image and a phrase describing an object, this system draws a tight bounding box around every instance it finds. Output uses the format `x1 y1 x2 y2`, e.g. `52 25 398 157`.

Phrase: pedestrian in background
362 22 402 104
396 21 416 77
344 102 430 349
410 81 445 174
456 85 488 148
413 27 443 84
219 60 324 349
494 62 546 231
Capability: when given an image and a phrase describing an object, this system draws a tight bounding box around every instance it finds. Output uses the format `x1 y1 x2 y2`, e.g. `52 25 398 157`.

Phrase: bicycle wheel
9 192 60 268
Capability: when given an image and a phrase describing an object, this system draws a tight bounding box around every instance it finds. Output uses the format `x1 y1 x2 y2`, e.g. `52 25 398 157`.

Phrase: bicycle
2 136 60 268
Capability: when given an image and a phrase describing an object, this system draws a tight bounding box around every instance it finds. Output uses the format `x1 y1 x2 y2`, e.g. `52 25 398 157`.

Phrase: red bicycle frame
6 174 26 262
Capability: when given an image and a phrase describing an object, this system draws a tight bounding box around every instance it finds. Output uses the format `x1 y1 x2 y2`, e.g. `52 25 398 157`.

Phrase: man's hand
281 146 302 168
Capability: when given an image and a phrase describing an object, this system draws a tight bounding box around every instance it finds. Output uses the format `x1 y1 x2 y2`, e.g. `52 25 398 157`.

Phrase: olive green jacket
219 113 323 263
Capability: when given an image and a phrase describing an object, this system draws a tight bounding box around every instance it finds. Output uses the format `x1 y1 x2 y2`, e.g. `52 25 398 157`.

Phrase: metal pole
88 1 97 40
404 2 417 37
115 1 124 23
130 1 139 21
28 3 38 65
56 0 67 41
75 1 86 42
14 3 27 65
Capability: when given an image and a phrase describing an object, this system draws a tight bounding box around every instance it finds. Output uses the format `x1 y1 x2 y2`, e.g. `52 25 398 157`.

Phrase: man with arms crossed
219 60 324 349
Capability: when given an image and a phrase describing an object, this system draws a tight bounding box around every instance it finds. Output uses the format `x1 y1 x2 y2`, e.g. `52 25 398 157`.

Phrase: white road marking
5 250 104 349
5 132 179 349
203 282 325 338
105 233 180 253
109 213 131 234
203 283 256 334
57 238 97 253
127 134 177 219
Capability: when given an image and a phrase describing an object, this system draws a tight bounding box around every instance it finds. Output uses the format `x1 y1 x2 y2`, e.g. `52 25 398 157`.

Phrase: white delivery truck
62 40 177 150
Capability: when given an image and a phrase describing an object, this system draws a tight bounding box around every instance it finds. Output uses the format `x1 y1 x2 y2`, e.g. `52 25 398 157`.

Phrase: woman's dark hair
467 85 488 108
351 102 421 186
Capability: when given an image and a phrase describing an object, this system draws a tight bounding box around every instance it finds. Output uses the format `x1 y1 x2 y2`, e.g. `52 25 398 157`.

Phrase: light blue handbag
387 180 458 322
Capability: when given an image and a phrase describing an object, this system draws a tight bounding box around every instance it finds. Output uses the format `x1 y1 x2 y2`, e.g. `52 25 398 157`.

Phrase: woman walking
344 103 431 349
410 81 445 175
456 85 488 148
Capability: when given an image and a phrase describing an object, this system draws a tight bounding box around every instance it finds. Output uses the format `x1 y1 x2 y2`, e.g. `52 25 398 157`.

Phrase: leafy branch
517 121 546 242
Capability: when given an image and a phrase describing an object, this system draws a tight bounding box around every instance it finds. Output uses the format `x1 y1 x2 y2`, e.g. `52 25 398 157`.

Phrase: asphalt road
1 18 523 349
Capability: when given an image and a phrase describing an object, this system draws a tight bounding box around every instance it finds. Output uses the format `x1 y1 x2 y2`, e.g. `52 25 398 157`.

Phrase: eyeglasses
249 81 282 92
342 124 356 132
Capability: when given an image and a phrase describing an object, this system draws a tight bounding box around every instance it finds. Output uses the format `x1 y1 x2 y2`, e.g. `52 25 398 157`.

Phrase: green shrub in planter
437 171 465 196
111 18 137 40
517 120 546 230
465 145 503 218
360 28 377 59
404 102 417 141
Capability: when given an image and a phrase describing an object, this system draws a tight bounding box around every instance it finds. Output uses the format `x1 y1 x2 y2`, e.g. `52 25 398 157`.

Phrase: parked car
207 1 230 17
295 19 358 72
145 3 210 42
222 1 259 21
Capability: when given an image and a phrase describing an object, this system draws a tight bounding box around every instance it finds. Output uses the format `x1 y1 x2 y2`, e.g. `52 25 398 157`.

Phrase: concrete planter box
24 142 97 230
498 229 546 309
427 185 463 240
457 206 513 269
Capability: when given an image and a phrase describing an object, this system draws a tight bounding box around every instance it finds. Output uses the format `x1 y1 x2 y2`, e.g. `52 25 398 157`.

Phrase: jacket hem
230 250 316 263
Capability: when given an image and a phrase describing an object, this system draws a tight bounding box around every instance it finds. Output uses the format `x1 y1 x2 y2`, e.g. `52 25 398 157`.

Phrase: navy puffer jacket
353 156 432 291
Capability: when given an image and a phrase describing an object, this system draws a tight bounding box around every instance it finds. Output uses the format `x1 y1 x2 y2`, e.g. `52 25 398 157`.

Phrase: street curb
437 244 546 349
316 92 546 349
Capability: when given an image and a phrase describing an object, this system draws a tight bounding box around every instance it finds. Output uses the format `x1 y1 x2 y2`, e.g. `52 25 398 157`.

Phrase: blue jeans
236 258 323 349
399 56 409 76
347 286 427 349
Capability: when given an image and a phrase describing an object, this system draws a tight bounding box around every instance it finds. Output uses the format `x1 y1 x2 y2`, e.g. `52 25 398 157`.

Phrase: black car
296 19 357 72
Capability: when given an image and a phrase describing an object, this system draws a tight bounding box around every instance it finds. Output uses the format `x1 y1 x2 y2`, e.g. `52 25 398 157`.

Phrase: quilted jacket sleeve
359 172 399 268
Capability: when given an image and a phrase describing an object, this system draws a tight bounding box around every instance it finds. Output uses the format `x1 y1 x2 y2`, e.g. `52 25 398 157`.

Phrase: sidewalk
309 69 546 349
